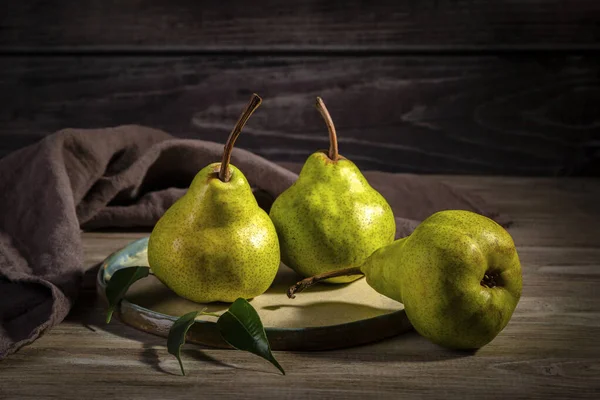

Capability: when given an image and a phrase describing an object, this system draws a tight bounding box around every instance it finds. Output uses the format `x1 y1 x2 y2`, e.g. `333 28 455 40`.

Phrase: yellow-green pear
269 97 396 283
148 94 280 303
288 210 522 349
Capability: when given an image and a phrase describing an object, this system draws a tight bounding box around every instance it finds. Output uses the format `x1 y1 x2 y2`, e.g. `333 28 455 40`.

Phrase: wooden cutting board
96 237 412 351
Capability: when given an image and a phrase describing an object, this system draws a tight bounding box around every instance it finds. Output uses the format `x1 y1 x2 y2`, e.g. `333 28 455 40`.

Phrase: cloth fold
0 126 509 359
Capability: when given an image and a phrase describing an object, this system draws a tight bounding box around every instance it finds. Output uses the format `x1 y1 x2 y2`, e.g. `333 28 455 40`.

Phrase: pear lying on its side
289 210 522 349
269 97 396 283
148 94 280 303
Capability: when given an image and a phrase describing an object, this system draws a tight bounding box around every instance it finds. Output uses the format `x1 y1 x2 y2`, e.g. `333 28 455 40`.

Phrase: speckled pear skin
269 151 396 283
147 163 280 303
360 210 522 349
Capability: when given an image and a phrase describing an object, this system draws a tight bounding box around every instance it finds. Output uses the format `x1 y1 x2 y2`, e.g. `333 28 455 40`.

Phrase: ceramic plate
96 237 412 350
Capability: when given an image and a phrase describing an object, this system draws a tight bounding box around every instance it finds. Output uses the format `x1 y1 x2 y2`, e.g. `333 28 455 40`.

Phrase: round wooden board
96 237 412 351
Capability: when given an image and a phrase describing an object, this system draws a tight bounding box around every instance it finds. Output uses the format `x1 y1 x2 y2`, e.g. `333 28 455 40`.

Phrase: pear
288 210 522 349
147 94 280 303
269 97 396 283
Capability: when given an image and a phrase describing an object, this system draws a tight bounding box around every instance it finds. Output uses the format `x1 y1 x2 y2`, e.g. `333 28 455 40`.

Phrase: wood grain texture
0 176 599 399
1 56 598 175
1 0 599 50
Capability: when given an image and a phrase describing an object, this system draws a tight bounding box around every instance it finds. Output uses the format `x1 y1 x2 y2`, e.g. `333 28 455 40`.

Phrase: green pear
147 94 280 303
269 97 396 283
288 210 522 349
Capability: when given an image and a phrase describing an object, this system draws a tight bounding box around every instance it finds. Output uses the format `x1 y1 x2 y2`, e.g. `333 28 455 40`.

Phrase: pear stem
287 267 363 299
218 93 263 182
315 97 339 161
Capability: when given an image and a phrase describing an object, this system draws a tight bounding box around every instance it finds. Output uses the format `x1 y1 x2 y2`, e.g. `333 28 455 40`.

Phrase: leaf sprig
104 267 284 376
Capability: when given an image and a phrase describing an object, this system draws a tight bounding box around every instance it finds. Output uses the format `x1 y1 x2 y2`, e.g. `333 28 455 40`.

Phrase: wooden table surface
1 176 599 399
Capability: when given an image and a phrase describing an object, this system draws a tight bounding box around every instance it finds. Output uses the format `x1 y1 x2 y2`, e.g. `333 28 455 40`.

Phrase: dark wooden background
1 0 599 175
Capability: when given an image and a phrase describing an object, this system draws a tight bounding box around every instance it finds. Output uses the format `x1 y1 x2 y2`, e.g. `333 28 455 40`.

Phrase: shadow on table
139 344 248 376
292 332 478 364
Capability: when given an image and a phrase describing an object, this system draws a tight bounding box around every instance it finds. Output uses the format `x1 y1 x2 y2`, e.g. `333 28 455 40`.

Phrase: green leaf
217 298 285 375
167 311 199 376
105 266 150 323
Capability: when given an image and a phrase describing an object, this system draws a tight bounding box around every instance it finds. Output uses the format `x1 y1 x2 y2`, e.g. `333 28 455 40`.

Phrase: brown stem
218 93 262 182
287 267 363 299
315 97 339 161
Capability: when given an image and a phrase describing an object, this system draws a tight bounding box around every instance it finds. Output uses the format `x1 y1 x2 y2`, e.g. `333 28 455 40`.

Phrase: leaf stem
218 93 263 182
177 357 186 376
287 267 364 299
315 97 339 161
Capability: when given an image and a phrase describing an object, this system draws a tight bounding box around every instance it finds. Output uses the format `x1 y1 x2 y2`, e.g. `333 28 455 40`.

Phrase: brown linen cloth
0 125 510 359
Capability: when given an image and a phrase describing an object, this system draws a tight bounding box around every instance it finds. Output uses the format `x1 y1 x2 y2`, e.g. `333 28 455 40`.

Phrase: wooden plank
1 56 598 175
1 0 599 50
434 176 600 246
1 176 599 398
1 347 598 399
